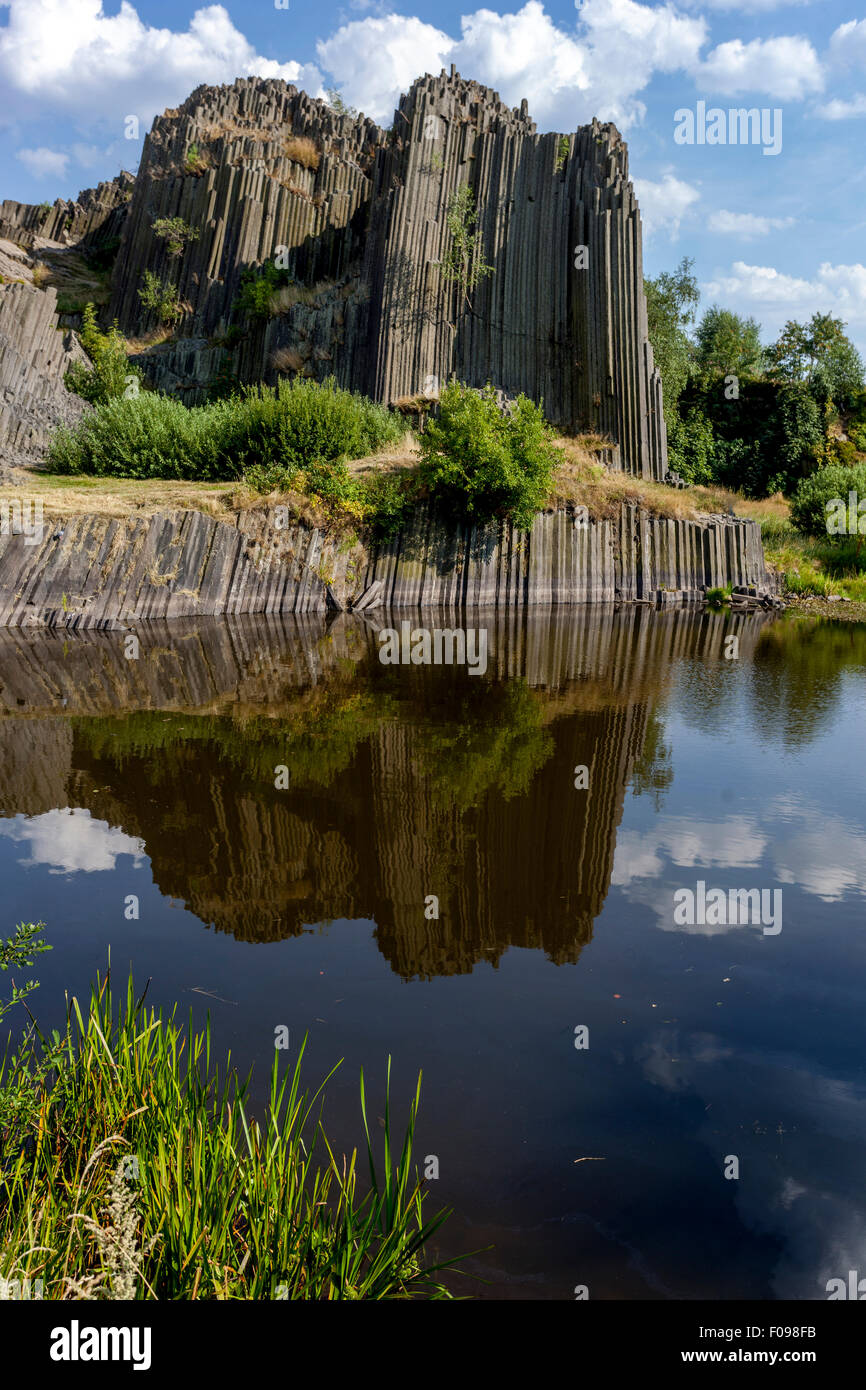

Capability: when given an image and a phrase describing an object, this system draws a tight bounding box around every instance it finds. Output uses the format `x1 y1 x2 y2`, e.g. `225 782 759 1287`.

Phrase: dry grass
549 437 776 523
283 136 320 170
270 346 305 374
124 325 176 354
4 472 245 522
12 432 788 536
202 119 276 144
269 278 337 315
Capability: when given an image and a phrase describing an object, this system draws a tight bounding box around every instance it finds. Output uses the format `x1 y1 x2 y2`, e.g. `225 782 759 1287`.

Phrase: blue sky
2 0 865 351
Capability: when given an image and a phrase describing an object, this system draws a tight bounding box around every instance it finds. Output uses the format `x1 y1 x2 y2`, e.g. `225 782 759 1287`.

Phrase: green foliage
694 306 764 383
138 270 182 325
152 217 199 257
790 462 866 539
767 313 864 411
63 303 142 406
326 88 358 118
0 921 51 1029
48 377 404 482
36 201 52 218
0 922 61 1151
644 256 700 430
184 142 210 174
555 136 570 173
666 408 716 485
0 966 464 1299
418 381 556 529
236 261 295 320
440 186 494 310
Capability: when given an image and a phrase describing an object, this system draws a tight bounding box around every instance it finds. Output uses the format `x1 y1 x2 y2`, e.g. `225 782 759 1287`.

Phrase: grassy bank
0 925 463 1300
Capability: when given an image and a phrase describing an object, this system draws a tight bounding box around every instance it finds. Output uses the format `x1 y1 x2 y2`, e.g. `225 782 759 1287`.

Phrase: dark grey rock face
0 502 773 629
0 283 89 475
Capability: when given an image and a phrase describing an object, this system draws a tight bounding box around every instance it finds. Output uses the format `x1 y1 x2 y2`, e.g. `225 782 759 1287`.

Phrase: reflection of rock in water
0 609 776 979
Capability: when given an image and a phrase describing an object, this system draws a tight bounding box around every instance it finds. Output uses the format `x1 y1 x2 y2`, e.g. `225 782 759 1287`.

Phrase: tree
767 313 864 409
440 185 494 312
694 305 764 383
644 256 700 427
326 88 358 119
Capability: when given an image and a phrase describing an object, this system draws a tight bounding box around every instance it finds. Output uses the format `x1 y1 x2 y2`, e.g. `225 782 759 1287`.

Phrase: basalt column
366 71 668 479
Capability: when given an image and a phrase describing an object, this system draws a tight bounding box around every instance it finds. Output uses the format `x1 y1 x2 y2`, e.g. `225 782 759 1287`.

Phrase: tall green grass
0 950 466 1300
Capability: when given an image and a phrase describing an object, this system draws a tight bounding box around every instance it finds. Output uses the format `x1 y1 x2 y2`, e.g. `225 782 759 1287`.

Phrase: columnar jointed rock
103 70 667 476
0 173 135 251
0 283 89 472
0 502 772 628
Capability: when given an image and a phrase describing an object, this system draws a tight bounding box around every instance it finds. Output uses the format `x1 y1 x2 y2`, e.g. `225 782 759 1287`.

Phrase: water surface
1 608 864 1299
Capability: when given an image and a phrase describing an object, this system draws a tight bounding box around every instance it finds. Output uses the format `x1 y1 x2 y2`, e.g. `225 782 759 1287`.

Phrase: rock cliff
0 501 771 628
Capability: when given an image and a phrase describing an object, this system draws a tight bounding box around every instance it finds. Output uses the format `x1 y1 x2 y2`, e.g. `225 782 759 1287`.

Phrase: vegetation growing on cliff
63 303 142 405
152 217 200 257
0 926 463 1300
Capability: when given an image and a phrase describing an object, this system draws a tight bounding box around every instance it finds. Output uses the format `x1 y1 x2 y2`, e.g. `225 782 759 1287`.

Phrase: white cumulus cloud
0 808 146 874
15 146 69 178
697 36 823 101
633 172 700 239
0 1 324 127
708 209 795 239
702 260 866 328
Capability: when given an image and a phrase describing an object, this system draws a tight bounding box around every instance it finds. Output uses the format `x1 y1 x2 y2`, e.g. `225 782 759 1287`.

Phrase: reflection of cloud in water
613 804 866 915
769 816 866 903
636 1027 866 1298
0 808 146 874
612 817 766 888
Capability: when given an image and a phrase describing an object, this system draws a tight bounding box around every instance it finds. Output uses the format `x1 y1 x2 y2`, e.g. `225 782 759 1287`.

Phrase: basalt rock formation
0 68 779 618
0 283 88 474
0 501 773 628
0 69 667 476
102 69 667 476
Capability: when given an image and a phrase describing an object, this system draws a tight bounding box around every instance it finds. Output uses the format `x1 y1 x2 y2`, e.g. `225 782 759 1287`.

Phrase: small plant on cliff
418 381 556 529
554 136 569 173
63 303 142 405
235 260 295 320
36 201 52 220
283 136 320 170
184 142 211 175
440 186 494 311
326 88 358 119
138 270 183 325
152 217 200 257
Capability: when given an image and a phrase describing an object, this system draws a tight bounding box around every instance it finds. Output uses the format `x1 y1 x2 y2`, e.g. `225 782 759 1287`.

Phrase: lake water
1 607 864 1300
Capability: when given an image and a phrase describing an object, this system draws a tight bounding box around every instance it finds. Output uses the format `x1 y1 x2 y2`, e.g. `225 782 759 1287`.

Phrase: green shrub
666 408 716 485
138 270 183 324
152 217 199 257
63 303 142 406
418 382 555 528
236 261 295 320
48 377 404 482
790 462 866 539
